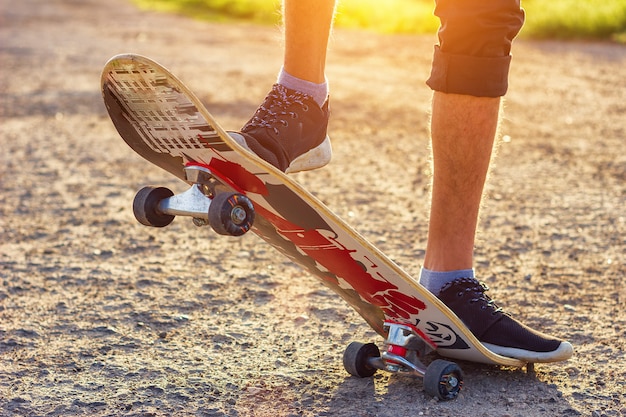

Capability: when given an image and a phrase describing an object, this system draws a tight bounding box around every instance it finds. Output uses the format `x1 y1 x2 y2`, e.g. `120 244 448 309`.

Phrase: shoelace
446 278 504 316
467 282 504 315
243 85 310 135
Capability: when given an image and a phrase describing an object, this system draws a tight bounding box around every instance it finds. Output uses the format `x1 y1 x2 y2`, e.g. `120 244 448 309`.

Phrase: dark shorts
426 0 525 97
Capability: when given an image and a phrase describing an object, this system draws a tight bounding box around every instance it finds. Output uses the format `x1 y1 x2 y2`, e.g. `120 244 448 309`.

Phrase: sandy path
1 0 625 416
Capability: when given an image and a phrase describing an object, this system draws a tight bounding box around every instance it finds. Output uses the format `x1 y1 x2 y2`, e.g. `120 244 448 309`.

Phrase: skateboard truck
343 322 463 400
132 165 255 236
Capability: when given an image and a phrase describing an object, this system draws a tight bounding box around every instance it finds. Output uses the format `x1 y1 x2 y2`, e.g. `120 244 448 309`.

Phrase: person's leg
420 0 522 293
420 0 572 362
421 94 573 361
230 0 335 173
424 92 500 273
283 0 336 84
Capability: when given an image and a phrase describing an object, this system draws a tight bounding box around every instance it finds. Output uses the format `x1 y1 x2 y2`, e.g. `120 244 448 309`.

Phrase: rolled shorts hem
426 46 512 98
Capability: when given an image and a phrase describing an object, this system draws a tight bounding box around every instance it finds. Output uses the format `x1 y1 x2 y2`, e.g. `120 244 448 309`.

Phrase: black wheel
343 342 380 378
208 192 255 236
423 359 463 400
133 186 175 227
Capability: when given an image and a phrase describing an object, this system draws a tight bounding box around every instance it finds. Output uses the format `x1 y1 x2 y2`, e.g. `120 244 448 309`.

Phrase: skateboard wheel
208 192 255 236
133 186 175 227
343 342 380 378
423 359 463 400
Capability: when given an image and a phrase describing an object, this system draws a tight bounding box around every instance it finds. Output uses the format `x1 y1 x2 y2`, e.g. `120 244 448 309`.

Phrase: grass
132 0 626 42
333 0 439 35
525 0 626 41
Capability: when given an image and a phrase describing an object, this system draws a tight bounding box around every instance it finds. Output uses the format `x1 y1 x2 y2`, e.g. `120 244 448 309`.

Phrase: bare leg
282 0 336 83
423 92 501 272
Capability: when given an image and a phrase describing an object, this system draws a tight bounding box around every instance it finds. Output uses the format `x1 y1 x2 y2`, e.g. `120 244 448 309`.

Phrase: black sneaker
438 277 573 362
229 84 331 173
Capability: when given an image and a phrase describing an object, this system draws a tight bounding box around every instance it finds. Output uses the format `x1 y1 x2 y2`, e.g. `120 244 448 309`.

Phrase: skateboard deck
101 53 526 399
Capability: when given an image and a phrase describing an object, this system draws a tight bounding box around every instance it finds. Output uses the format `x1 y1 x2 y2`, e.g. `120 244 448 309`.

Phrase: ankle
419 267 475 295
277 67 328 108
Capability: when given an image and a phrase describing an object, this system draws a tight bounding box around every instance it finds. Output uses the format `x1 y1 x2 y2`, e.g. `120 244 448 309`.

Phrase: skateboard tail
102 71 187 182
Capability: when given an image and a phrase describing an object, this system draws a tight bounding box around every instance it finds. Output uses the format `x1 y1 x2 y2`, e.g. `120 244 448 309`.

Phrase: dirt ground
1 0 625 416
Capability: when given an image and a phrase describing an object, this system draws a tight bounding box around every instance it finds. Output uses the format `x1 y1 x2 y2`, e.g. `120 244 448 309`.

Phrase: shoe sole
483 340 574 363
286 135 332 173
229 132 332 174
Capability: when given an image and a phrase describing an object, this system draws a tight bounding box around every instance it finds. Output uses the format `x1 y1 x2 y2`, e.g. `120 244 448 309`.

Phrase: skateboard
101 53 526 400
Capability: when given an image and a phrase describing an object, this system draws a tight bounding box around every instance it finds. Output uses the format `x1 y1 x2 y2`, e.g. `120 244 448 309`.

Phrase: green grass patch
524 0 626 41
131 0 626 42
333 0 439 34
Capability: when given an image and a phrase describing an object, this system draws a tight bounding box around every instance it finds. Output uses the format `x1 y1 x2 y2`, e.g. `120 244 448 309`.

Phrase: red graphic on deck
208 158 268 195
253 204 427 320
187 157 268 196
201 155 427 320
